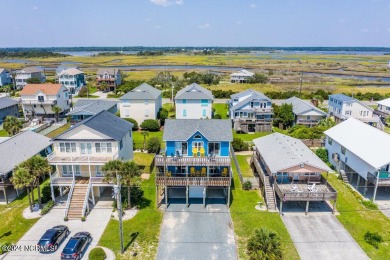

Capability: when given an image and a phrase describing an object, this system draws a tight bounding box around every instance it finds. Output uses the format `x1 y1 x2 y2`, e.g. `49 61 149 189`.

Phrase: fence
301 139 325 148
38 119 67 136
230 144 244 185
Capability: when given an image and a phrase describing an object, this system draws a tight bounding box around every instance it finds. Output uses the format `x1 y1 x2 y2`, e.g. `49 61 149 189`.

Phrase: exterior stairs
67 185 88 219
264 176 276 211
340 170 349 183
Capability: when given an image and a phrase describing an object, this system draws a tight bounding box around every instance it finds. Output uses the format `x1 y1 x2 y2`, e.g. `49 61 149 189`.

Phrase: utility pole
115 173 124 254
299 71 303 97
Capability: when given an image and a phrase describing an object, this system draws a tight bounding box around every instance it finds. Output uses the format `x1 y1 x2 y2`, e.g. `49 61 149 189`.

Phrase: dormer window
38 96 44 102
194 134 202 139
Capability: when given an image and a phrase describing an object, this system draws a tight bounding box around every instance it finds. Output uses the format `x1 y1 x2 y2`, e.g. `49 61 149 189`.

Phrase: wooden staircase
67 185 88 219
264 176 276 211
340 170 349 183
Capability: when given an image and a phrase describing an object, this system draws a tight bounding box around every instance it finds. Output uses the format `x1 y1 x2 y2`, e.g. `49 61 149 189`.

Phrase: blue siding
220 142 230 156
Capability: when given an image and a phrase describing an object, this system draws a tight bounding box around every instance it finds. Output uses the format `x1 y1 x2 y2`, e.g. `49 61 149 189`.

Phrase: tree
11 167 35 211
232 138 249 151
247 228 282 260
26 77 41 84
123 118 139 131
146 137 161 153
99 81 108 92
52 105 61 122
316 148 328 163
140 119 160 131
248 73 268 84
140 131 149 150
3 116 22 136
275 103 294 128
157 108 168 125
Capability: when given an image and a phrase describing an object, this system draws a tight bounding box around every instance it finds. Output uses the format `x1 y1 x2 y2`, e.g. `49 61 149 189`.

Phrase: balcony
296 119 321 125
22 99 57 105
156 176 230 187
367 171 390 186
155 155 230 167
50 171 115 186
47 151 118 165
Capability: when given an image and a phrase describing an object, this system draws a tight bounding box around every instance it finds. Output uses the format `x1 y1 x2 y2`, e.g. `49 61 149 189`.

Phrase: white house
376 98 390 117
325 118 390 201
119 83 162 125
57 67 86 95
228 89 273 132
20 83 70 120
175 83 214 119
328 94 383 130
283 96 327 127
230 69 254 83
15 67 46 90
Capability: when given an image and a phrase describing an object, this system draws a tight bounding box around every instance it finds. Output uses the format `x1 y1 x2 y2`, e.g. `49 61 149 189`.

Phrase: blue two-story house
155 119 233 207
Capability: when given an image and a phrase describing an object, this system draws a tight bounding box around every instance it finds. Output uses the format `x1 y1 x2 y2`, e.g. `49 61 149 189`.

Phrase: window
175 142 188 155
192 141 203 152
95 143 112 153
145 99 149 104
328 137 332 145
96 166 103 176
341 146 346 155
182 99 186 104
59 142 76 153
202 109 206 117
208 142 221 156
201 99 208 106
120 140 123 150
145 109 149 117
62 165 80 176
38 95 44 102
175 166 186 174
194 134 202 139
80 143 92 154
345 110 352 116
233 98 238 102
122 100 130 107
182 109 187 117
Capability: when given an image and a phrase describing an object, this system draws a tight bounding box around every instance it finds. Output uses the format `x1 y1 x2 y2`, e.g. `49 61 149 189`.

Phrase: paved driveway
157 201 237 260
282 213 368 260
5 199 113 260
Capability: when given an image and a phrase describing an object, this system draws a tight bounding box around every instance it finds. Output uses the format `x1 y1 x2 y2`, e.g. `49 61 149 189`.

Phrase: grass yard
162 103 175 118
212 103 229 119
45 122 71 138
327 174 390 259
385 126 390 134
236 155 254 177
233 131 271 142
99 172 163 259
230 166 299 260
133 130 164 150
0 129 9 137
133 152 155 174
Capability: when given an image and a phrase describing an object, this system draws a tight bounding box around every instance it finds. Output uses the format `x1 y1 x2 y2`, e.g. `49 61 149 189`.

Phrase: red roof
20 84 64 95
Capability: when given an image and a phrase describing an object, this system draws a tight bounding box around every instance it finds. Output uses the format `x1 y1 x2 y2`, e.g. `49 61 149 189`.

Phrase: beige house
48 111 133 219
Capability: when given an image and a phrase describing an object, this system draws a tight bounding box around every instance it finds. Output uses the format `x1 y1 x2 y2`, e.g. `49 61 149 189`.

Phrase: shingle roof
253 133 331 173
324 117 390 169
0 68 7 74
20 84 64 96
329 94 355 102
58 68 84 76
163 119 233 141
119 83 162 100
283 96 327 116
17 67 44 74
0 131 52 175
230 89 271 110
68 100 118 116
175 83 214 100
377 98 390 107
0 97 18 110
54 110 133 141
97 68 120 75
230 69 254 77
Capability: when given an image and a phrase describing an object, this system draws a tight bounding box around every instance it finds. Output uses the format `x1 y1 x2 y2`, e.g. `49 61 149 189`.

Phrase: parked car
37 225 70 252
61 232 92 260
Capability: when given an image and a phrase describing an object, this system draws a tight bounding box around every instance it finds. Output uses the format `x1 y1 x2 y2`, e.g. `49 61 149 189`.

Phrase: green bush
361 200 378 210
88 247 107 260
81 216 86 222
140 119 160 131
213 114 222 119
243 180 252 190
315 148 328 163
40 200 54 215
157 108 169 125
41 183 59 204
0 242 11 255
124 118 139 131
232 138 249 152
364 231 383 249
146 137 161 153
247 228 282 260
64 216 68 221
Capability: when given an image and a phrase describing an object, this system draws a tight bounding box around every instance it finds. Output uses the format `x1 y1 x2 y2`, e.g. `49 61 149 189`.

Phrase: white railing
65 179 75 217
82 181 92 217
47 151 118 164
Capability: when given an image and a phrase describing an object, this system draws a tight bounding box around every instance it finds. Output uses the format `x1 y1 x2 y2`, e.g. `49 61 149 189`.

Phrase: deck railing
274 181 337 202
155 155 230 167
367 171 390 186
64 179 75 217
47 151 118 164
156 176 230 186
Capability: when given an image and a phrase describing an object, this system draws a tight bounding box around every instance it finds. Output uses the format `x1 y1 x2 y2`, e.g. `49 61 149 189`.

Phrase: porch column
59 187 63 197
227 186 231 208
71 164 75 182
186 186 189 207
332 198 337 215
357 175 361 189
90 186 95 205
50 184 55 203
203 187 206 208
4 188 8 204
279 200 283 215
373 172 379 202
305 201 309 215
164 186 168 207
350 172 354 184
364 179 368 196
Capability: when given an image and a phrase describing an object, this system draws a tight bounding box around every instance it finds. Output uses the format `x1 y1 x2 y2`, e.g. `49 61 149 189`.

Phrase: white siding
176 99 212 119
119 99 158 125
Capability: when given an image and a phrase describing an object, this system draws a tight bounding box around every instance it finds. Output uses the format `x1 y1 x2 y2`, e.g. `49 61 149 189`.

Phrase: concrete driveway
5 199 113 260
282 213 368 260
157 201 237 260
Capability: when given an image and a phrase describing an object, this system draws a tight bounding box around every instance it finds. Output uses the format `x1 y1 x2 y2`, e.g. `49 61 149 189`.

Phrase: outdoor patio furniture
290 185 298 192
166 171 172 177
222 167 228 177
308 183 317 192
190 167 196 177
201 167 207 177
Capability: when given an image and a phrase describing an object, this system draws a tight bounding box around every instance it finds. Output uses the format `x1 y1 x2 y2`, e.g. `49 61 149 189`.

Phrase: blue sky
1 0 390 47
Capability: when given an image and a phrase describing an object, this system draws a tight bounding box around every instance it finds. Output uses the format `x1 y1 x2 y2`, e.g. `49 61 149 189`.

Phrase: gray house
283 96 327 127
68 99 118 124
0 131 52 204
0 97 19 123
0 68 12 87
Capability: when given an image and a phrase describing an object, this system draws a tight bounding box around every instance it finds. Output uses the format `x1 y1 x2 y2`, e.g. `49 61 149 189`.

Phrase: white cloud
198 23 210 29
250 3 256 8
150 0 183 6
32 6 38 10
361 28 369 32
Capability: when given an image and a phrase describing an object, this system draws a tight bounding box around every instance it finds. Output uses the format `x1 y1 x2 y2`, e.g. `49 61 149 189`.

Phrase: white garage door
189 186 204 198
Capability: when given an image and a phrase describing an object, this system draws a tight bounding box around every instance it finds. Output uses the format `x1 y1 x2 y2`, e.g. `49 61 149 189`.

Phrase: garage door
189 186 204 198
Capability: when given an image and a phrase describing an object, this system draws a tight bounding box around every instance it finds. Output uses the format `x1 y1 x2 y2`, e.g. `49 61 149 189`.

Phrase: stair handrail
82 181 92 217
65 179 75 217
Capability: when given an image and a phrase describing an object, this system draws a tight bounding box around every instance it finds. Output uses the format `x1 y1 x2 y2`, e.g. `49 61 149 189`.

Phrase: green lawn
230 166 299 260
99 172 163 259
327 174 390 259
0 180 49 246
213 103 229 119
233 132 271 142
45 123 71 138
133 130 164 150
133 152 155 174
162 103 175 119
385 126 390 134
236 155 253 177
0 129 9 137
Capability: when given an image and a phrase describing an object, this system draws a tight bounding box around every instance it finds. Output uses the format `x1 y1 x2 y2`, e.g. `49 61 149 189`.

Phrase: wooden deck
156 176 230 187
275 182 337 202
155 156 230 167
47 152 118 164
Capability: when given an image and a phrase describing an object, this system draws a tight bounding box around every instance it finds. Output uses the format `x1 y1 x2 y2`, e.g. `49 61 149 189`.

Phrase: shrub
0 242 11 255
315 148 328 163
243 180 252 190
64 216 68 221
40 200 54 215
81 216 86 222
77 86 88 97
213 114 222 119
364 231 383 249
124 118 139 131
140 119 160 131
361 200 378 210
232 138 249 152
88 247 107 260
157 108 169 125
41 184 59 204
146 137 161 153
247 228 282 260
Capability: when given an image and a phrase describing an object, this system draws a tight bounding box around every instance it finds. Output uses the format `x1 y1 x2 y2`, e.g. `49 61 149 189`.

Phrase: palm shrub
247 228 282 260
52 105 61 122
140 119 160 131
243 180 252 190
147 137 161 153
3 116 22 136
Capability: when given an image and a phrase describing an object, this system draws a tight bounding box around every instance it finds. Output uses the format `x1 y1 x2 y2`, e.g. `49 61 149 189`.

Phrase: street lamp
113 174 124 254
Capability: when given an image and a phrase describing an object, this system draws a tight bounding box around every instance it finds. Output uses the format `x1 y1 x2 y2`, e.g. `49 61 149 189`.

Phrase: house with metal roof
15 66 46 89
251 133 336 213
325 117 390 201
155 119 232 207
228 89 273 132
57 67 85 95
0 131 52 204
282 96 327 127
68 99 118 124
376 97 390 118
96 68 121 91
0 96 19 123
0 68 12 87
175 83 214 119
119 83 162 125
20 83 70 120
48 110 133 219
230 69 254 83
328 94 383 130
